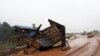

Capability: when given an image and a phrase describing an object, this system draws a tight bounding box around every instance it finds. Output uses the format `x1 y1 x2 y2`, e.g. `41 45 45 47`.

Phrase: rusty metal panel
40 25 62 44
30 19 67 49
48 19 66 47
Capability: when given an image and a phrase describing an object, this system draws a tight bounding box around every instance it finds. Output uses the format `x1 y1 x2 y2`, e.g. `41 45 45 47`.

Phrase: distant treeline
0 22 15 42
0 22 26 50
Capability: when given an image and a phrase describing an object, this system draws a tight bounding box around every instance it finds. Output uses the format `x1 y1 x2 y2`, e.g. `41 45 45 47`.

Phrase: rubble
2 19 70 55
26 19 70 51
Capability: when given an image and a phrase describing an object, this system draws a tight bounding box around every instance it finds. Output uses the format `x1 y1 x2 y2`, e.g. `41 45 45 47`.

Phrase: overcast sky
0 0 100 33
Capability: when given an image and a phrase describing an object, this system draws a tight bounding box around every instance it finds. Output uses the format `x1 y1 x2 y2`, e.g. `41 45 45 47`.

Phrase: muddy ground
9 35 100 56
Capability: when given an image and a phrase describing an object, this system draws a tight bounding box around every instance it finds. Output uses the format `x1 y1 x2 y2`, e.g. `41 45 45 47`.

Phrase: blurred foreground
9 34 100 56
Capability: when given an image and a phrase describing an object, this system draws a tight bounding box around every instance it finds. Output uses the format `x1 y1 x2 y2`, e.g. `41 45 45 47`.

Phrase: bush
0 22 26 50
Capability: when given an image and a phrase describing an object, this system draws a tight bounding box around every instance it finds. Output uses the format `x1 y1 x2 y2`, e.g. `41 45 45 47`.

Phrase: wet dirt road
9 35 100 56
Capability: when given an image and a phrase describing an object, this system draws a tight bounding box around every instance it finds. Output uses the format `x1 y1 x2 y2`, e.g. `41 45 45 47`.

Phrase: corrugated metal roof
13 25 37 30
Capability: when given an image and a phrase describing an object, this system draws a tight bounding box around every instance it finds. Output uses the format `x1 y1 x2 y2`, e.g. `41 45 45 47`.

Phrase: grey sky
0 0 100 32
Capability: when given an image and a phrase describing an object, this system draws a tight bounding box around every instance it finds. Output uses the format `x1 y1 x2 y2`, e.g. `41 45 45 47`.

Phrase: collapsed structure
26 19 69 50
2 19 99 56
12 19 70 55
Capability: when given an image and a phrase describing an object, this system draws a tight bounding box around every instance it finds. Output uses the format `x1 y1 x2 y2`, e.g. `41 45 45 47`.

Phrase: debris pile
0 19 70 55
23 19 70 54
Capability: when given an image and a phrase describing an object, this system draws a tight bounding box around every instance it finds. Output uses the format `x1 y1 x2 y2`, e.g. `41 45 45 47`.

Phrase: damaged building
23 19 70 52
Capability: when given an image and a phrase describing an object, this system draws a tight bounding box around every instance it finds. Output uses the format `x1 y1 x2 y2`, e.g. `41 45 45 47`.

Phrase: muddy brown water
9 36 100 56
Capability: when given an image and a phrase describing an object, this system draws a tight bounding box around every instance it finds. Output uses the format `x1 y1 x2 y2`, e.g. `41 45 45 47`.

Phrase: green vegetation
0 22 26 50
